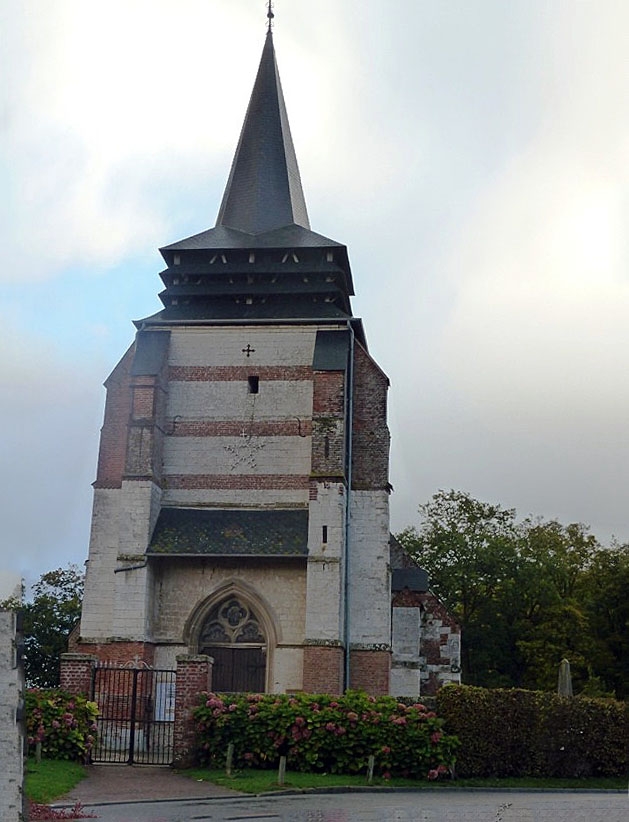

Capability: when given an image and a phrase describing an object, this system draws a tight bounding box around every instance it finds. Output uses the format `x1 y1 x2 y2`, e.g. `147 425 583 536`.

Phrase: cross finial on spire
267 1 274 32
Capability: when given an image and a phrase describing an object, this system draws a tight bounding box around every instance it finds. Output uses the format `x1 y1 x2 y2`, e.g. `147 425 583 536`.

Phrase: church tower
78 23 392 695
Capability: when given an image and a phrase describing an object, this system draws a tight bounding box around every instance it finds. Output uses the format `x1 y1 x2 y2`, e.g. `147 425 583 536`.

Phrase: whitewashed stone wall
163 435 311 475
390 607 422 697
82 482 161 641
80 489 120 638
168 327 317 366
151 563 307 692
348 490 391 646
0 609 24 822
167 381 313 420
305 482 346 642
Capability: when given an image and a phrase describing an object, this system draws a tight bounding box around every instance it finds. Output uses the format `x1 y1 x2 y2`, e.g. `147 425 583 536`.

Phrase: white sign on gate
154 679 176 722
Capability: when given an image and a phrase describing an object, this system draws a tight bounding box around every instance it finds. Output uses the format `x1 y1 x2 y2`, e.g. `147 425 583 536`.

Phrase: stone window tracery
199 597 265 647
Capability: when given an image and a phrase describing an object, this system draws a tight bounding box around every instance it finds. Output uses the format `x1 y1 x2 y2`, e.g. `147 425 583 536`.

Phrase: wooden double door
198 596 267 692
203 645 266 693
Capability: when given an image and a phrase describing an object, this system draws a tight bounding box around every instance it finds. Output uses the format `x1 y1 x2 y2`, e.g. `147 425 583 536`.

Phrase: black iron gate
91 666 176 765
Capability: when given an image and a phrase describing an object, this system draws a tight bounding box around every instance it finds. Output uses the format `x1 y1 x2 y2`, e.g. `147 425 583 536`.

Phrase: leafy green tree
22 566 84 687
514 520 598 691
580 542 629 698
396 489 520 684
396 491 618 694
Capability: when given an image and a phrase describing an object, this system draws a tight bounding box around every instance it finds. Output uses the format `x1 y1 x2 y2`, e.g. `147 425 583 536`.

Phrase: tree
580 541 629 698
22 566 84 687
396 489 519 684
396 490 614 693
513 519 598 691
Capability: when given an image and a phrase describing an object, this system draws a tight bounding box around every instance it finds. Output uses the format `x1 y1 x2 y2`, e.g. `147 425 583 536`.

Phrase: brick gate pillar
60 653 97 696
173 654 213 768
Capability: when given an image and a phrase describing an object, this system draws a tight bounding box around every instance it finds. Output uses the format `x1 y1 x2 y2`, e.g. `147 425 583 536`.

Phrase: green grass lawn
23 758 626 803
25 758 87 804
182 767 628 794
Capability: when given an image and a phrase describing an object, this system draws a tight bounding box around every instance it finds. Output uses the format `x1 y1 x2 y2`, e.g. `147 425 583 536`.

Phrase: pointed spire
216 29 310 235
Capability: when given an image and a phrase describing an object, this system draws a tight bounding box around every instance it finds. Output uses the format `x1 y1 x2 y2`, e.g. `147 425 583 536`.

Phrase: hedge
436 684 627 778
26 689 99 762
193 690 458 780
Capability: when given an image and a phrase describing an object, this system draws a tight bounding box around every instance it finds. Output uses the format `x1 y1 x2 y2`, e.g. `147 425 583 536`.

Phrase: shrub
193 690 458 780
437 684 628 778
26 689 99 762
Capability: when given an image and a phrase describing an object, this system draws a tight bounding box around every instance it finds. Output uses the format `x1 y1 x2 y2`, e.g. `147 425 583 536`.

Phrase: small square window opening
248 376 259 394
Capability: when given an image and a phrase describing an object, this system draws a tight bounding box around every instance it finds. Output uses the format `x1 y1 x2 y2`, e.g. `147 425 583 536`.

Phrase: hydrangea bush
26 689 99 762
193 690 458 779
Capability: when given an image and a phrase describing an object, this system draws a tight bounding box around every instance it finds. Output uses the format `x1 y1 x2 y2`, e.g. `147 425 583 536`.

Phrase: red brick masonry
169 365 312 381
303 645 344 694
173 655 213 767
350 650 391 696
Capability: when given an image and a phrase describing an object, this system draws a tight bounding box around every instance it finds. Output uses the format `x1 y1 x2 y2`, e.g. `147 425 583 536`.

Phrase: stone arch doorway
198 596 267 692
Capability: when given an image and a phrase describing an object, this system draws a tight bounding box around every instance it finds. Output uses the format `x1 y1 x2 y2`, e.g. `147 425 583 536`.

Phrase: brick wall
351 343 390 490
312 371 345 414
70 641 155 668
125 337 169 483
173 655 212 767
164 474 309 490
311 371 345 478
302 645 343 694
169 365 313 381
0 610 24 822
391 589 461 695
59 654 96 695
350 649 390 696
94 344 135 489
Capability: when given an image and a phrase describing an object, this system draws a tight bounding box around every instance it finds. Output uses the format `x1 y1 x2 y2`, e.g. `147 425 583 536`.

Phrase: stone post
173 654 213 768
59 653 97 696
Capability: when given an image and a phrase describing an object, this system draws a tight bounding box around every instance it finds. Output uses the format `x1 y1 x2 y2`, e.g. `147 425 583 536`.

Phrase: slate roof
131 330 170 376
216 30 309 235
313 329 351 370
136 299 351 325
140 29 356 325
148 508 308 557
390 535 430 592
161 224 343 254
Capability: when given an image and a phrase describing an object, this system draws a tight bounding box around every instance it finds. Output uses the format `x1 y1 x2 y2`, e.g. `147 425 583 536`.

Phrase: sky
2 0 629 586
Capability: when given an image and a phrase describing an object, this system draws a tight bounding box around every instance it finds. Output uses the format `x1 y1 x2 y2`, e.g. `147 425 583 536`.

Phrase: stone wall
79 321 395 698
391 589 461 695
0 609 25 822
351 342 390 490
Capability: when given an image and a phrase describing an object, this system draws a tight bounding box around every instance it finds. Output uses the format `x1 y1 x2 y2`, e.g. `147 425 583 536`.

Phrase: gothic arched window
198 597 266 692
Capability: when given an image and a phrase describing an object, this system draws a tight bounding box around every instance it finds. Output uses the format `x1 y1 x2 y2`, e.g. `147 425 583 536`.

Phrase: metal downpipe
343 321 355 691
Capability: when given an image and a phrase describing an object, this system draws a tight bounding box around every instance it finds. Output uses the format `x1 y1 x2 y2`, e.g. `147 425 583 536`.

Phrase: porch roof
147 507 308 557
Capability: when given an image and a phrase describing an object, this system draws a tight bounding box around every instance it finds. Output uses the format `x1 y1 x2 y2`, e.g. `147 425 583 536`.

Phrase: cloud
4 0 629 576
0 325 104 579
1 1 362 283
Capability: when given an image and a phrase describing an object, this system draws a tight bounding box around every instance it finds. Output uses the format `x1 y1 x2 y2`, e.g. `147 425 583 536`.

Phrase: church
76 19 460 697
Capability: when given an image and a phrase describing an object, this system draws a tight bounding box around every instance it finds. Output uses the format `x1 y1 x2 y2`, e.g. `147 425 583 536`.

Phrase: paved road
65 789 628 822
